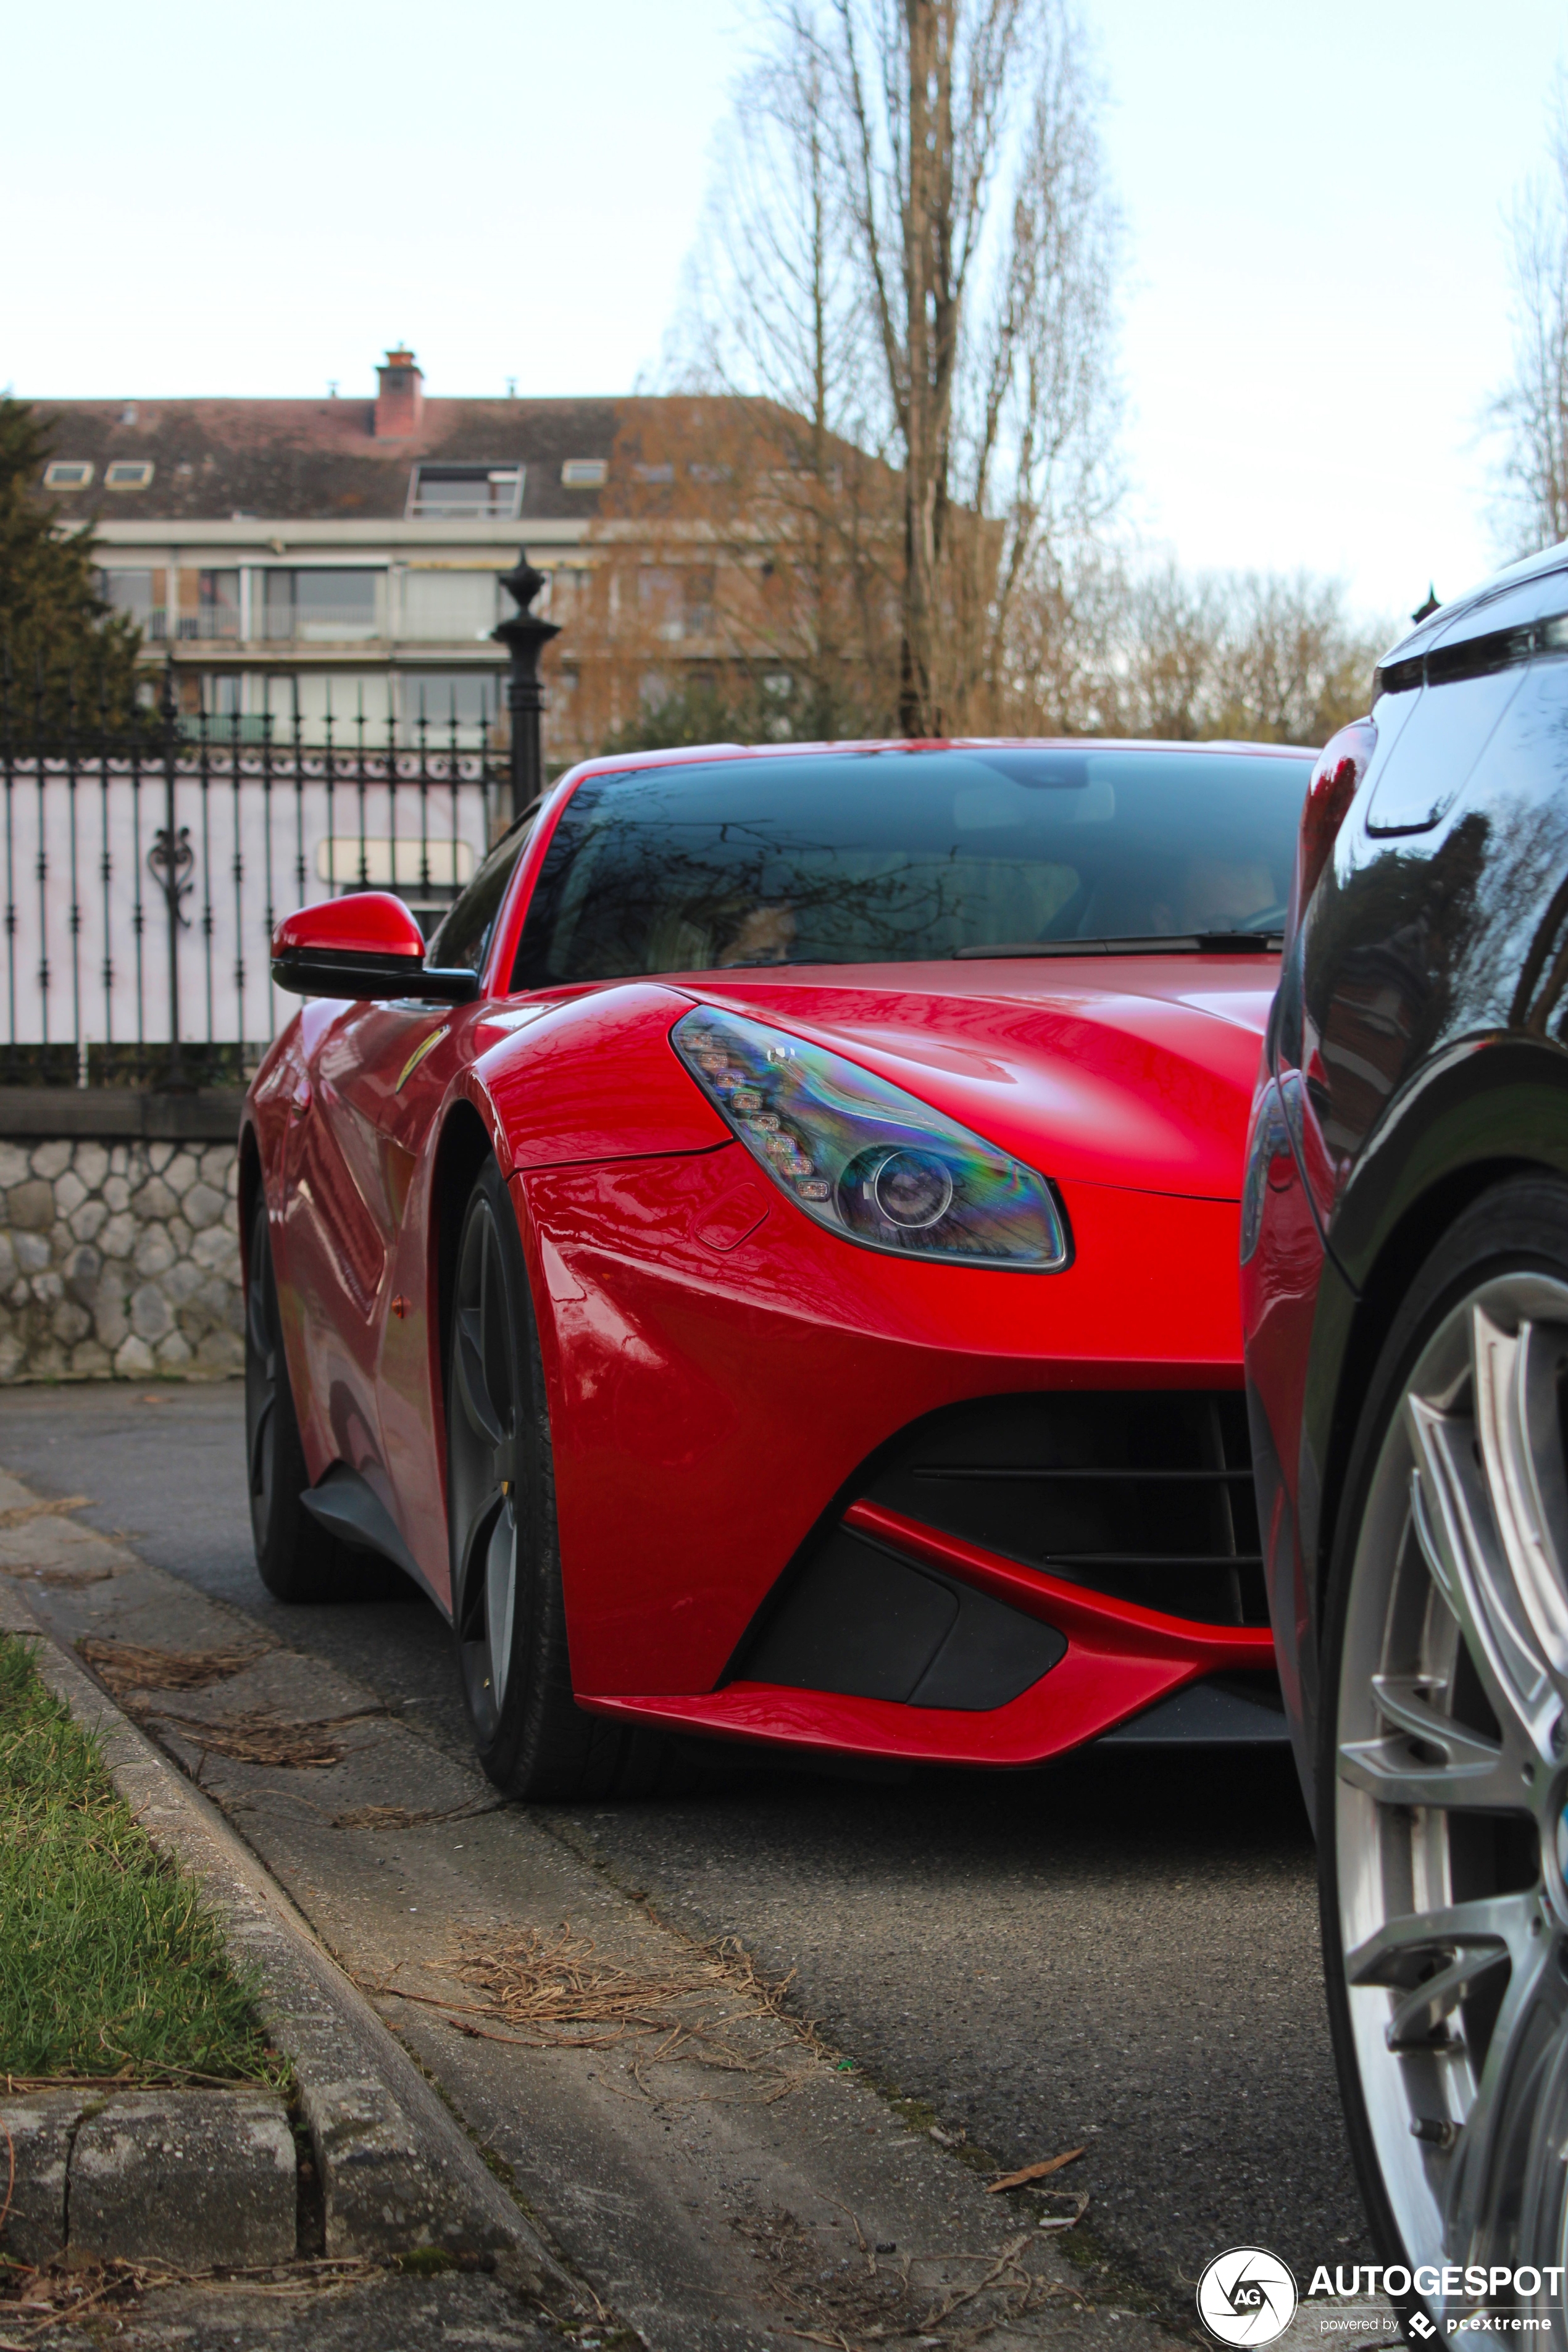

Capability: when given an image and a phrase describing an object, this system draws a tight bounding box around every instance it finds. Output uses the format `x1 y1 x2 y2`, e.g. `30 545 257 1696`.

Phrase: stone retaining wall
0 1138 242 1382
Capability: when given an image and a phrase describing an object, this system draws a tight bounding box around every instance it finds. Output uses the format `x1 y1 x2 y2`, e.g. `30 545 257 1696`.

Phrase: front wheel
444 1157 687 1799
1320 1177 1568 2335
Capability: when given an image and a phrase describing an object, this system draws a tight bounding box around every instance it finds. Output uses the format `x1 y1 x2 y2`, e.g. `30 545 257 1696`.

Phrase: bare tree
662 9 903 735
674 0 1120 736
1002 559 1387 747
830 0 1120 730
1491 80 1568 557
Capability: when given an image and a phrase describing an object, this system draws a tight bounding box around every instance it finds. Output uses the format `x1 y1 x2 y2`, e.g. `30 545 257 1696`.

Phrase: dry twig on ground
141 1706 385 1771
2 1565 114 1589
76 1638 269 1695
0 1498 89 1532
331 1799 503 1831
381 1919 819 2103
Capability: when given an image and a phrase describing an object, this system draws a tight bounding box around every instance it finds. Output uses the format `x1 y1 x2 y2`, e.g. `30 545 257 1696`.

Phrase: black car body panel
1244 544 1568 1825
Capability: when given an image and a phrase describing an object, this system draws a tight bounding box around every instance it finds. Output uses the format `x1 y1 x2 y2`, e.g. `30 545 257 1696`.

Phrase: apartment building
35 350 715 759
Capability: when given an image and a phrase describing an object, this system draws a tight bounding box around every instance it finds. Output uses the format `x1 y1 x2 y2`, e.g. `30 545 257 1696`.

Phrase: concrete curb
0 1583 556 2283
1 2088 296 2270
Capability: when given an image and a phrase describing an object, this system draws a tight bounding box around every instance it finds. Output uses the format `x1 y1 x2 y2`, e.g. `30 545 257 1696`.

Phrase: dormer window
561 458 607 488
105 460 155 490
43 460 94 490
407 464 522 520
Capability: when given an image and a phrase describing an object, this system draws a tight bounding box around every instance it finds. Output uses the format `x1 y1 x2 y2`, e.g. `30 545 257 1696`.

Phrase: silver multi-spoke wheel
1334 1266 1568 2328
449 1177 525 1745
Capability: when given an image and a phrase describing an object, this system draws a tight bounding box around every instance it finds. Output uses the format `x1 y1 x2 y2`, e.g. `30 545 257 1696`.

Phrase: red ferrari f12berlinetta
244 738 1309 1796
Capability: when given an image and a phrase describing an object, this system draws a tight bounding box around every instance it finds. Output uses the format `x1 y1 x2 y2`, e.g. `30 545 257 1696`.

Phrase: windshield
511 745 1310 987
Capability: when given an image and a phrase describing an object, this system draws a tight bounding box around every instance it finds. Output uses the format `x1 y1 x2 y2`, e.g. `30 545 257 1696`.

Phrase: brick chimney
374 348 424 440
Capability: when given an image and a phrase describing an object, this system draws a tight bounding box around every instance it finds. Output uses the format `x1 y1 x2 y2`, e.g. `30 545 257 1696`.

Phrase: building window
406 465 523 520
172 673 246 740
264 569 380 642
685 567 716 638
177 570 240 641
561 459 607 488
633 462 675 485
104 460 154 490
43 461 94 490
100 569 158 631
547 567 593 621
262 672 395 743
637 567 685 641
399 670 503 741
399 571 501 642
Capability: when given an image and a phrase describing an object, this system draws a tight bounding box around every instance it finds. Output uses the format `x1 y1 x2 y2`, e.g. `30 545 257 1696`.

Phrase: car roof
1377 541 1568 675
553 736 1317 788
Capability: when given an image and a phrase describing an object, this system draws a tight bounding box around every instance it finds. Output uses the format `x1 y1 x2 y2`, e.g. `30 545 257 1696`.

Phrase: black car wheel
445 1157 687 1799
245 1195 389 1603
1321 1176 1568 2330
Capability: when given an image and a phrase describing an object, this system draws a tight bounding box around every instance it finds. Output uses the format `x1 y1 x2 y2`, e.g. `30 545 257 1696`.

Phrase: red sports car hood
681 955 1275 1201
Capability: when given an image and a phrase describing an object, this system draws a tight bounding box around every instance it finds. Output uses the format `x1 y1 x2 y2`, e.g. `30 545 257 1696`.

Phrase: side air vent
865 1390 1264 1627
725 1389 1264 1716
735 1524 1066 1711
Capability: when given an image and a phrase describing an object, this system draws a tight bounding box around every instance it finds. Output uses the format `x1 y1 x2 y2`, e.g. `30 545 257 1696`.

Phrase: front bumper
520 1140 1275 1767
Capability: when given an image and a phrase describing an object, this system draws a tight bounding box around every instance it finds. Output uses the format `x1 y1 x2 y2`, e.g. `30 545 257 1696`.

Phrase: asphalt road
0 1380 1371 2306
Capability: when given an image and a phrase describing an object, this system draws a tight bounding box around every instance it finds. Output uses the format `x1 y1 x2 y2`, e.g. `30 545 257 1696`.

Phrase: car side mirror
270 893 479 1002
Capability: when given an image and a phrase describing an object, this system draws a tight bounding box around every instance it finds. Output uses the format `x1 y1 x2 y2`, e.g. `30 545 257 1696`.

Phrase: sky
4 0 1563 630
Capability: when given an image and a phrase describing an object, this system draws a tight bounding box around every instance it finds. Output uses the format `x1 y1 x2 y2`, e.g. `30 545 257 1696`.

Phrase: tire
244 1194 394 1603
444 1157 698 1800
1319 1175 1568 2335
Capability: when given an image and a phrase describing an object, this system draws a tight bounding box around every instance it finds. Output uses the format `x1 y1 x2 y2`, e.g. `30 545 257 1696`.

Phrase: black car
1243 543 1568 2329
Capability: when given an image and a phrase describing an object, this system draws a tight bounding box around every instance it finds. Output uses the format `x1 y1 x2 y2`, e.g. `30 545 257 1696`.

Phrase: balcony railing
262 606 380 643
120 609 243 643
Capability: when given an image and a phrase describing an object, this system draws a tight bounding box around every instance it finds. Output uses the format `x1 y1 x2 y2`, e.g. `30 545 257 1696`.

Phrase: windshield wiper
710 954 818 970
953 933 1283 960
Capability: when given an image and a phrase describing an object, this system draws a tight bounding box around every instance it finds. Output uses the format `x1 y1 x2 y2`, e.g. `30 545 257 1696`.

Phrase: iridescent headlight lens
672 1006 1070 1270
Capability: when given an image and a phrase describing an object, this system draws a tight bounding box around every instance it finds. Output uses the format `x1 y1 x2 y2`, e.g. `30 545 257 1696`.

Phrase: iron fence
3 663 505 1089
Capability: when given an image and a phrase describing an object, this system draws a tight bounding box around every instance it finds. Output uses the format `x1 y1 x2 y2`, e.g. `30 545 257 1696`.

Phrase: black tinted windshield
511 746 1309 987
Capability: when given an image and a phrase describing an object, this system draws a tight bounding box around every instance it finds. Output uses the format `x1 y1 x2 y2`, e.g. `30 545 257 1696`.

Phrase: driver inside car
717 901 798 965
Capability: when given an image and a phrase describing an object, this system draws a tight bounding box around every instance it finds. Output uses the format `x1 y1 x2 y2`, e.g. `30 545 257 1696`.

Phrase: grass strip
0 1633 285 2086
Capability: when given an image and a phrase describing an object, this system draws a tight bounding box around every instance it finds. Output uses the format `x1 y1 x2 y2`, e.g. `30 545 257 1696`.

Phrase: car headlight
672 1005 1070 1270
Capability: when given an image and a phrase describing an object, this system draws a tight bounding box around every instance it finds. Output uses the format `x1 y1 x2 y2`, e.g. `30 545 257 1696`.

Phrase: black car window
510 746 1311 986
426 812 536 975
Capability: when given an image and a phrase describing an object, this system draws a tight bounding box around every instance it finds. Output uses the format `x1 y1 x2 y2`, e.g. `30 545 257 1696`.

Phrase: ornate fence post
148 659 193 1091
491 551 561 827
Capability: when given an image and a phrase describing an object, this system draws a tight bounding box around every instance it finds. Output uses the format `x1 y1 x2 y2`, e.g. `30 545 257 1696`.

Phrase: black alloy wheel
244 1195 388 1602
1320 1177 1568 2338
445 1157 693 1799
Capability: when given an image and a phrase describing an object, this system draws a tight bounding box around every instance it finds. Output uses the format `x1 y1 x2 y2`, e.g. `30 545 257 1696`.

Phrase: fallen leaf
986 2146 1085 2193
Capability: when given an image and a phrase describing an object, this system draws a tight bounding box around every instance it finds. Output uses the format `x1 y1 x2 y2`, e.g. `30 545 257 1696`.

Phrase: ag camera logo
1197 2248 1299 2346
